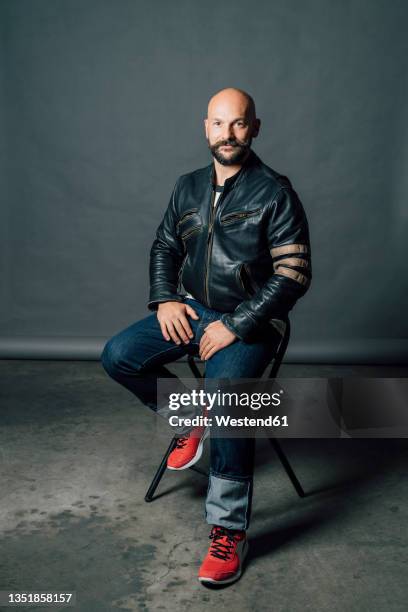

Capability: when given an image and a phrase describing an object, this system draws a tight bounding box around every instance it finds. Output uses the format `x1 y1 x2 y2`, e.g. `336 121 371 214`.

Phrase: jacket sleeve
147 178 186 311
220 186 312 341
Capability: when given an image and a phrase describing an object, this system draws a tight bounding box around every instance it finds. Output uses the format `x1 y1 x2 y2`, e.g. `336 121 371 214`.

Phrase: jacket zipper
204 190 222 307
220 207 262 224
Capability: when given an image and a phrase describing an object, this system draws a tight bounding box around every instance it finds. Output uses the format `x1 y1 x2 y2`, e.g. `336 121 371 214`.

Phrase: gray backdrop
1 0 407 363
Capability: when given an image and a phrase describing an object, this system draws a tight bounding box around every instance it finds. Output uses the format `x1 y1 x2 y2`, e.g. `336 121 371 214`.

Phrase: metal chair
145 316 305 502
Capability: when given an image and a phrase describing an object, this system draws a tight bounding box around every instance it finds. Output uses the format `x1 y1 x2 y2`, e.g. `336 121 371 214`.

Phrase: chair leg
268 437 305 498
144 436 178 502
187 355 203 379
145 436 209 502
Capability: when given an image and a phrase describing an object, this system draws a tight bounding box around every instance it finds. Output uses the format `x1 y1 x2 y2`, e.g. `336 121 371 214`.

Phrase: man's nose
221 125 235 141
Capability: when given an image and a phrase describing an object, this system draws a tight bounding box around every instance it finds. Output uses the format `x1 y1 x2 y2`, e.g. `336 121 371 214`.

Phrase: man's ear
252 118 261 138
204 117 208 138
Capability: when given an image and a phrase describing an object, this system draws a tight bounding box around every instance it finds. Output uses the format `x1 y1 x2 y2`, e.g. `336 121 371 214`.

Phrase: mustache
216 140 249 148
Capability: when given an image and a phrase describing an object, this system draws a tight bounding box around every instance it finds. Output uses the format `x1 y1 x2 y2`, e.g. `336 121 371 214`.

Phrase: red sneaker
198 525 249 585
167 425 209 470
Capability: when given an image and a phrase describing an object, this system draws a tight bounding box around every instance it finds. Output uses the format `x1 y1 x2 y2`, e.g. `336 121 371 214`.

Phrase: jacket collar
208 148 258 191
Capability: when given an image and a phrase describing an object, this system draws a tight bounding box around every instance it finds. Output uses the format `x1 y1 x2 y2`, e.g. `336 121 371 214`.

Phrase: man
101 87 312 586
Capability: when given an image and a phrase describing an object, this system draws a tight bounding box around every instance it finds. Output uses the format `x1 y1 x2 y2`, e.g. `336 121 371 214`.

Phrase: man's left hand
199 320 237 360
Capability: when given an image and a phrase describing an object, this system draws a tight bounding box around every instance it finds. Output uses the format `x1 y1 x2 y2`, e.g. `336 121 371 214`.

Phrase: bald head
207 87 256 123
205 87 260 166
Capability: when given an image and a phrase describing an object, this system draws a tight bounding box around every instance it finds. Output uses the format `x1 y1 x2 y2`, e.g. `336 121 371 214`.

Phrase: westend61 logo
168 389 283 411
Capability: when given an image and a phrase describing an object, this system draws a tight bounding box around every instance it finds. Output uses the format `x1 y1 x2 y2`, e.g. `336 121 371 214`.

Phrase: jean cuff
205 472 252 531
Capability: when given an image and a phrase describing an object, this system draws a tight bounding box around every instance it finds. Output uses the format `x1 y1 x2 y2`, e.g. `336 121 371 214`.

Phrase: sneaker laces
209 526 239 561
175 433 191 449
175 425 206 449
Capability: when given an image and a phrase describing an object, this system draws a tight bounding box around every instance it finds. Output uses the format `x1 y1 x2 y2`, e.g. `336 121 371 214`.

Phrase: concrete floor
1 359 407 612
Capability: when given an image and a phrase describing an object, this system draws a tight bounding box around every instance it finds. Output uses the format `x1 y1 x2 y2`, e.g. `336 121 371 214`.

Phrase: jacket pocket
236 262 258 296
176 209 203 241
220 207 262 225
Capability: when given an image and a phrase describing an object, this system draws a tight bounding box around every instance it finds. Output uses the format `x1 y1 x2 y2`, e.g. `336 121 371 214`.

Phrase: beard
208 136 252 166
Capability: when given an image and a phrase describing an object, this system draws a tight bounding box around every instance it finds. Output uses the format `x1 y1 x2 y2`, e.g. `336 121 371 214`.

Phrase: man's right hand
157 301 200 345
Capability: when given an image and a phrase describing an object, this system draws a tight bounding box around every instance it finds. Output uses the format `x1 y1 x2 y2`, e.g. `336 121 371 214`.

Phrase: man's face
205 100 257 166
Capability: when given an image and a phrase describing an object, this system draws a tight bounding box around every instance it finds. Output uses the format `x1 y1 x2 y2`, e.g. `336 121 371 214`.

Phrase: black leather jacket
148 149 312 342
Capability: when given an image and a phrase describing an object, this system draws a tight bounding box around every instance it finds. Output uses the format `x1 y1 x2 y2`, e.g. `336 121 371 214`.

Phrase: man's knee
100 337 120 377
100 335 142 378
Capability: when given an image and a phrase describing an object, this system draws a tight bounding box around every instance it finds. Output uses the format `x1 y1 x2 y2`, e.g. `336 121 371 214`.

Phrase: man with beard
101 87 312 585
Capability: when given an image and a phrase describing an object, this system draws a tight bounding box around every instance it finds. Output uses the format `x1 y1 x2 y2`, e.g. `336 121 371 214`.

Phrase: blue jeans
100 297 283 531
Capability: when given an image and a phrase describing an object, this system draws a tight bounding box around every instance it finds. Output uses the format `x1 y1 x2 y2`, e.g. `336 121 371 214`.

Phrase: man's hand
157 301 199 345
199 320 237 360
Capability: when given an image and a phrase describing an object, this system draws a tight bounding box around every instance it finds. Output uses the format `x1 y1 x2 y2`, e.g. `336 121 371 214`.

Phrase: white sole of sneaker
198 538 249 586
167 426 210 471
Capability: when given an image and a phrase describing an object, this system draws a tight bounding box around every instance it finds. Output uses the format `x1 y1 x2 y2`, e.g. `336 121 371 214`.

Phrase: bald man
101 87 312 586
